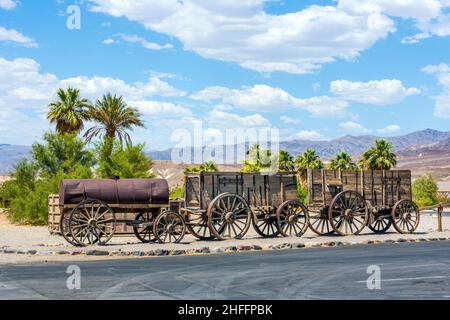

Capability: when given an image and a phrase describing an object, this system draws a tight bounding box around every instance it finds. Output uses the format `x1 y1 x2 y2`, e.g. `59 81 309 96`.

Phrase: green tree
241 144 273 173
278 150 295 172
295 149 324 172
185 161 219 173
96 140 154 179
360 139 397 170
84 93 144 154
329 151 357 170
47 86 91 134
412 174 439 207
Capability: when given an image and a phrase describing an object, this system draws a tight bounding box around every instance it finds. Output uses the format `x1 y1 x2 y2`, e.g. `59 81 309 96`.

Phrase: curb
1 237 449 259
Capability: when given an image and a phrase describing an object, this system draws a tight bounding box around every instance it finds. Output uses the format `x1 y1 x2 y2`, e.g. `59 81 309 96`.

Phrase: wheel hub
166 223 175 233
288 215 298 223
344 209 353 218
225 212 235 223
88 218 97 229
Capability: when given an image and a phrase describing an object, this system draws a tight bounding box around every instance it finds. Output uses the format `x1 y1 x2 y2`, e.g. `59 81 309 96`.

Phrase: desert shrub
96 139 154 179
297 183 308 205
170 185 185 199
412 174 439 207
0 133 94 224
185 161 218 173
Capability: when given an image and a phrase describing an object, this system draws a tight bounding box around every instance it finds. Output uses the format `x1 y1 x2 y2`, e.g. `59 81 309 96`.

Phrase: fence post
438 204 443 232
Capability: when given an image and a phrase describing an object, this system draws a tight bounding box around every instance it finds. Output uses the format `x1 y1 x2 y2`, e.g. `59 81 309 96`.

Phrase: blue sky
1 0 450 150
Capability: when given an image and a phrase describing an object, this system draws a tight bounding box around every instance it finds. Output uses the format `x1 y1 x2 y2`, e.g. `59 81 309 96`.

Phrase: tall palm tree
360 139 397 170
329 151 357 170
241 144 272 172
278 150 295 172
295 149 324 172
47 86 91 134
84 93 144 146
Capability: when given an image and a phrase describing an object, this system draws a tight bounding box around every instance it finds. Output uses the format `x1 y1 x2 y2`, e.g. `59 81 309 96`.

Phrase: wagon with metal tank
306 169 420 236
59 178 186 246
182 172 309 240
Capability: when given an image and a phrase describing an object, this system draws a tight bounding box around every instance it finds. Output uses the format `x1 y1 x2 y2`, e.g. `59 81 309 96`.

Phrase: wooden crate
48 194 136 235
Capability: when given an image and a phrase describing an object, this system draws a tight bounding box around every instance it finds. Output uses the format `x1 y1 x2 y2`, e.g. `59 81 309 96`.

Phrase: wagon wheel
153 211 186 243
252 208 279 238
368 209 392 234
59 211 82 246
68 200 116 247
392 199 420 234
276 200 309 237
308 207 335 235
207 193 251 240
133 212 155 243
329 191 368 236
184 210 215 240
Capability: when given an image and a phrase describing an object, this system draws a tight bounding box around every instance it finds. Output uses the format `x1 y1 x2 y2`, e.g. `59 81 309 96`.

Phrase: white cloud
0 26 38 47
102 38 116 45
0 0 17 10
330 79 420 105
131 100 191 117
339 121 370 133
293 130 325 141
280 116 302 125
377 124 400 133
118 34 173 50
422 63 450 118
88 0 395 74
191 84 348 116
207 107 270 127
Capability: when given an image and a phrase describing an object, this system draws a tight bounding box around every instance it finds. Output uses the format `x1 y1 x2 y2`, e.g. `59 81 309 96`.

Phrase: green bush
0 133 94 224
170 185 185 199
96 139 154 179
412 174 439 207
297 183 308 205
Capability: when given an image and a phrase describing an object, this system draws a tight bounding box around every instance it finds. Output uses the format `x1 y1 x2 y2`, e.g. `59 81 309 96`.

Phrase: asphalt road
1 241 450 300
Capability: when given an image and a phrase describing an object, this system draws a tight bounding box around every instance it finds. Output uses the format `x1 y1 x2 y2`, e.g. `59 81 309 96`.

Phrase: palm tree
295 149 324 172
360 139 397 170
47 86 91 134
329 151 357 170
185 161 219 173
241 144 272 173
278 150 295 172
84 93 144 146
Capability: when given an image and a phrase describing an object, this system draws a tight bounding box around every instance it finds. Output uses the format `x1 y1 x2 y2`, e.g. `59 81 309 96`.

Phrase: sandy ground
1 210 450 265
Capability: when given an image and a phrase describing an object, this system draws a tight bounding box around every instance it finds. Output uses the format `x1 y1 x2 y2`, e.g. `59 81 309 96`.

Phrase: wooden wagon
59 178 186 246
306 169 420 236
182 172 309 240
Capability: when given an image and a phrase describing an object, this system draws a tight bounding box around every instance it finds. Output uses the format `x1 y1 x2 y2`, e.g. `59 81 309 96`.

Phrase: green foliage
360 139 397 170
96 139 154 179
329 151 357 170
241 144 273 173
170 185 185 199
185 161 219 173
295 149 324 172
297 183 308 205
0 133 93 224
277 150 295 172
47 86 91 134
412 174 439 207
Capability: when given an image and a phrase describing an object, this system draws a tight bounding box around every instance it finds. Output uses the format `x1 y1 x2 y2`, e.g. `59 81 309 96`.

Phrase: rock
417 238 428 242
55 250 70 255
438 237 447 241
293 243 305 248
237 245 252 251
324 242 336 247
70 250 83 256
3 249 17 254
170 250 185 256
428 238 439 241
264 244 276 250
26 250 37 255
132 251 145 257
213 247 226 253
384 239 396 243
86 250 109 256
334 241 344 246
155 249 169 256
224 246 238 252
145 250 156 256
251 245 263 251
396 238 407 243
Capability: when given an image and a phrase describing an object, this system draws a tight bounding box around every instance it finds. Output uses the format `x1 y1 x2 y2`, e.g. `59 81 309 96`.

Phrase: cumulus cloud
339 121 371 133
0 26 38 47
423 63 450 118
0 0 17 10
131 100 191 117
377 124 400 133
330 79 420 105
207 106 270 127
280 116 302 125
113 34 173 50
191 84 348 116
293 130 325 141
88 0 396 74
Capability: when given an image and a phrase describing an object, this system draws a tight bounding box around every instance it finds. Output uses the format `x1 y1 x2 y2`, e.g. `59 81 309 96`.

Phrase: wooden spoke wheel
276 200 309 238
252 208 279 238
308 207 335 235
207 193 251 240
153 211 186 243
368 210 392 234
184 210 215 240
68 200 116 247
392 199 420 234
60 211 81 246
133 212 155 243
329 191 368 236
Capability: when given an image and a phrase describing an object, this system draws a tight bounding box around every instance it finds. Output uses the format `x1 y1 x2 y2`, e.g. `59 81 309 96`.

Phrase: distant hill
1 129 449 173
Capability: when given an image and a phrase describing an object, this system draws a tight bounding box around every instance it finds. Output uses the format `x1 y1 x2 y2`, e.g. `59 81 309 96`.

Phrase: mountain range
1 128 449 173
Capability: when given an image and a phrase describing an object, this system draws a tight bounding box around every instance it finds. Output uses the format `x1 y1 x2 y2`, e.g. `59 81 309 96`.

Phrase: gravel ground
1 210 449 264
